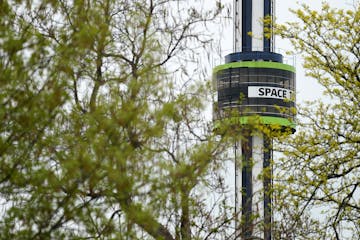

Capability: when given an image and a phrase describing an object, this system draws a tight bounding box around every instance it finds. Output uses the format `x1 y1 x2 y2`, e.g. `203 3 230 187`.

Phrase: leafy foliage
0 0 234 239
274 2 360 239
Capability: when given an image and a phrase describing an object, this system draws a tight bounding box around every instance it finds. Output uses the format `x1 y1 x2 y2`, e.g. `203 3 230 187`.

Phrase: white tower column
252 132 265 239
234 0 242 52
234 140 242 239
252 0 265 51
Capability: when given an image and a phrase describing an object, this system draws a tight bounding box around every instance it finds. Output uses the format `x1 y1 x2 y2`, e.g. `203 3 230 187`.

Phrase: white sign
248 86 293 100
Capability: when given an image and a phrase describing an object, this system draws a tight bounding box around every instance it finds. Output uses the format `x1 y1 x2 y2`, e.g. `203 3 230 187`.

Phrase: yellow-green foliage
0 1 233 239
273 2 360 239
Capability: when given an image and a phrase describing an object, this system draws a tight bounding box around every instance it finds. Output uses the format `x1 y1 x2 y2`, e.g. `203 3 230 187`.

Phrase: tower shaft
234 0 273 52
235 133 272 240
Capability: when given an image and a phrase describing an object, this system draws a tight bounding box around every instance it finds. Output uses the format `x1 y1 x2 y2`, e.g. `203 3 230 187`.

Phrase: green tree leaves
274 2 360 239
0 0 231 239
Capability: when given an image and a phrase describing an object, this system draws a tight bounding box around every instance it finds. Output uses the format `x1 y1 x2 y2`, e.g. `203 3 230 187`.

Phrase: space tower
213 0 296 239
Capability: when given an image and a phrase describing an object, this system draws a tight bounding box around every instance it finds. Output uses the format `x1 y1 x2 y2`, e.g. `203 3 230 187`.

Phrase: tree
0 0 234 239
273 2 360 239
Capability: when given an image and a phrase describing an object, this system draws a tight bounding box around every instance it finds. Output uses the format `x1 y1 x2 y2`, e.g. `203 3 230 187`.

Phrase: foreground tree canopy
274 2 360 240
0 0 236 239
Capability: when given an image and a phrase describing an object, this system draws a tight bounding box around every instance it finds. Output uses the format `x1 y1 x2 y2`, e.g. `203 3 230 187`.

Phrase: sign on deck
248 86 293 100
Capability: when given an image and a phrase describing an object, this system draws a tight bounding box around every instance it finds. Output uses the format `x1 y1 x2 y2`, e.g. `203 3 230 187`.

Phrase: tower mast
214 1 296 239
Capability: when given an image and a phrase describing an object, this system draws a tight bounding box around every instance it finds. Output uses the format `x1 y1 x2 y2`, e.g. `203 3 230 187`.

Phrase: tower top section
229 0 281 63
234 0 274 52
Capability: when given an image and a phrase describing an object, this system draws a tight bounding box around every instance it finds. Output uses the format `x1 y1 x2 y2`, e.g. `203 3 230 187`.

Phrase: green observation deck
213 61 296 132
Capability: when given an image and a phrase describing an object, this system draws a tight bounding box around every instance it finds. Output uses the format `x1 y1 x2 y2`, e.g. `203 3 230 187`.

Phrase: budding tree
273 2 360 239
0 0 234 239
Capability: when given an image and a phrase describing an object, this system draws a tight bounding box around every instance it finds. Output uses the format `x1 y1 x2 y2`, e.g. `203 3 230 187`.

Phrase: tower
213 1 296 239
